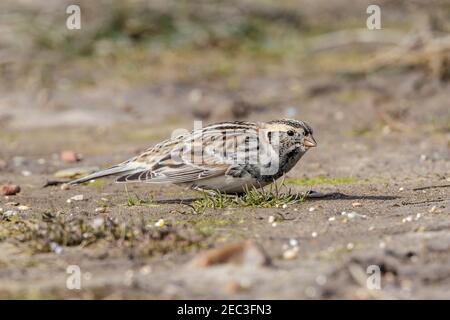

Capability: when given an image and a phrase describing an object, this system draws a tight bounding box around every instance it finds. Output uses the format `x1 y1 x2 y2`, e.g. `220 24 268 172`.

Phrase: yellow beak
303 135 317 148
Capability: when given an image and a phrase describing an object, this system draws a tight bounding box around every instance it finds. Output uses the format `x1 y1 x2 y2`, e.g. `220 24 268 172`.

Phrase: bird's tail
68 162 142 185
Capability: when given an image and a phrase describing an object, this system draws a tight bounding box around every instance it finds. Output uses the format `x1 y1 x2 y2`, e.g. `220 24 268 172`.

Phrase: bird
69 119 317 193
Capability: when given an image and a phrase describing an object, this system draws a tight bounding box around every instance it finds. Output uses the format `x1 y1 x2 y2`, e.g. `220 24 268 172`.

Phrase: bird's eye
287 130 295 136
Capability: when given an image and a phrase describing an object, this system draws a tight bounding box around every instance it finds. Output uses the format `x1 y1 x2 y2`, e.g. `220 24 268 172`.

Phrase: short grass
125 186 154 207
178 216 239 237
191 183 307 212
239 185 307 208
0 212 207 255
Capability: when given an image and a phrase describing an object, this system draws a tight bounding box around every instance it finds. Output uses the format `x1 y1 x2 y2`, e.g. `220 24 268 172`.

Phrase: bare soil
0 69 449 299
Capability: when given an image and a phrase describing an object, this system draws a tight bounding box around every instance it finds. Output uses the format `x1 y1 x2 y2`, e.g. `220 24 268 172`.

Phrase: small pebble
379 242 386 249
328 216 336 222
95 207 107 213
50 242 63 255
282 204 287 209
311 231 318 238
402 216 413 223
139 266 152 275
283 247 299 260
352 202 362 207
61 150 82 163
346 242 354 250
347 212 357 219
60 184 70 191
289 239 298 247
21 170 32 177
342 211 367 219
18 205 30 211
92 217 104 228
271 222 278 227
382 125 391 135
70 195 84 201
398 187 404 191
308 207 316 212
155 219 165 227
190 240 270 268
429 206 440 214
2 184 21 196
4 210 17 217
268 215 275 224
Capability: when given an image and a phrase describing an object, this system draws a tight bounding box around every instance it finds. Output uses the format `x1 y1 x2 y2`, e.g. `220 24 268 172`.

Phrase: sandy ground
0 67 449 299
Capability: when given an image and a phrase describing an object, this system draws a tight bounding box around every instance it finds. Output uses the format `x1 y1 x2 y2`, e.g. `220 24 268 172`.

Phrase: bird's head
265 119 317 152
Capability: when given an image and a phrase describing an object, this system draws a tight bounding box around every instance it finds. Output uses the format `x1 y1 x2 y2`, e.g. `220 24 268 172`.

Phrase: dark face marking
286 149 298 159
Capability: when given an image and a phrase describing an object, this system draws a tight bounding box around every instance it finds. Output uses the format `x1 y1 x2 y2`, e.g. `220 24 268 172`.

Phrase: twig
153 197 201 205
401 199 444 205
42 180 68 188
413 184 450 191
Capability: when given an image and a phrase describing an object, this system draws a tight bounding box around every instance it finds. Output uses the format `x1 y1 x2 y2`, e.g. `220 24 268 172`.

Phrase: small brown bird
70 119 317 193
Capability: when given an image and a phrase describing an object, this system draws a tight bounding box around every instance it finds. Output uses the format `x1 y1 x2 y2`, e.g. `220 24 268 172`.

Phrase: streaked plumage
70 119 317 193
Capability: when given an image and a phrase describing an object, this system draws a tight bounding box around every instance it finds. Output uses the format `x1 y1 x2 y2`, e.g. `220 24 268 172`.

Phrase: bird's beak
303 135 317 148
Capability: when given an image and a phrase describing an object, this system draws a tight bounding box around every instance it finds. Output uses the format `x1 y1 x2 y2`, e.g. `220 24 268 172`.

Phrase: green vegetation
125 186 154 207
0 212 207 255
179 216 239 236
192 191 236 211
29 1 306 58
238 185 307 208
192 183 306 212
10 0 398 89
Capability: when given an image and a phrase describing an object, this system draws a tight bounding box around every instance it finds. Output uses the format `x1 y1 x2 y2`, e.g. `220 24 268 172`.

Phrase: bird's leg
191 186 222 197
305 190 326 198
192 186 242 200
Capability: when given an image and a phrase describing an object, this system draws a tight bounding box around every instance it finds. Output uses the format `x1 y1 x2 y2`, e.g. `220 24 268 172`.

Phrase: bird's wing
116 165 227 184
116 126 262 184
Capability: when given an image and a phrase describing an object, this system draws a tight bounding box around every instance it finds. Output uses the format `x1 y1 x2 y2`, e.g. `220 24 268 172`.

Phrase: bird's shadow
153 192 398 205
306 192 397 201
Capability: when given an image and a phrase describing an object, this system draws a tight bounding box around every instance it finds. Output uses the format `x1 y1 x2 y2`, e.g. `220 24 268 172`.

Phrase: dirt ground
0 0 449 299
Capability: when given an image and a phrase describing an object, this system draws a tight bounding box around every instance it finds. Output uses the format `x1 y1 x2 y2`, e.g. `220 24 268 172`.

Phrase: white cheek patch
259 131 280 176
